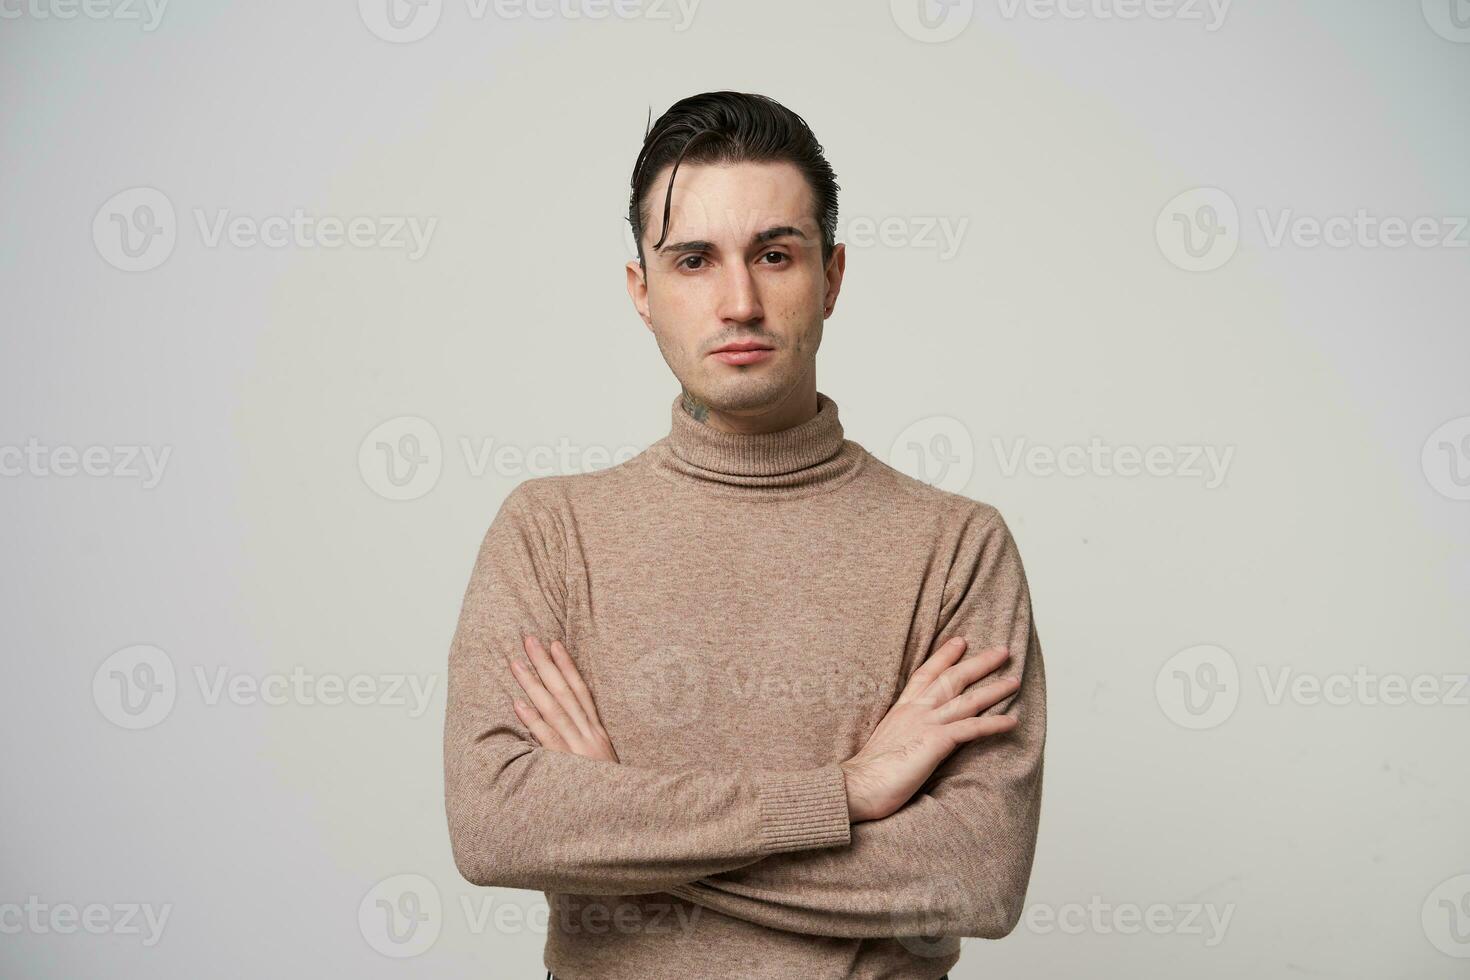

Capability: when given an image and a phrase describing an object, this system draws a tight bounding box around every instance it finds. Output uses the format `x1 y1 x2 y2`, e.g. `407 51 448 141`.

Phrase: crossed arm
444 483 853 897
660 508 1046 938
444 483 1046 939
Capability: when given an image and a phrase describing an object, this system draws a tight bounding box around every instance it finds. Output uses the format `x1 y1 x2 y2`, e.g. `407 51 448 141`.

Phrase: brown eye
679 255 706 270
761 251 790 265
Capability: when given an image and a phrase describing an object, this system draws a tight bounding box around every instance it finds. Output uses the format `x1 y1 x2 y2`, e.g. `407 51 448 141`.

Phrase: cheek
648 277 711 318
774 266 827 306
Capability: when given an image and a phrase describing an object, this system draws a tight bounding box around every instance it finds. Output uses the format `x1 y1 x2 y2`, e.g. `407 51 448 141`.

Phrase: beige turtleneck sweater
443 390 1047 980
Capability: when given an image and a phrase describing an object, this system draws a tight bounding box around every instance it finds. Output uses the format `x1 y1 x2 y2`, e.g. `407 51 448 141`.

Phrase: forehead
644 159 818 244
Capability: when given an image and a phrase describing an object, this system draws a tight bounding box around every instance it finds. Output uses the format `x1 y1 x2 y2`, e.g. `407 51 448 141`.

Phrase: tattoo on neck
680 388 710 424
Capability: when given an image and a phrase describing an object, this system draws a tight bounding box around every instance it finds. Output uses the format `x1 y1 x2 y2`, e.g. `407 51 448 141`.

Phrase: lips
709 342 775 366
711 341 774 354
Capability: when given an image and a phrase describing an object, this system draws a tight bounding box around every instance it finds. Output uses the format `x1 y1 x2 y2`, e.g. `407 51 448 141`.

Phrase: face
625 160 846 415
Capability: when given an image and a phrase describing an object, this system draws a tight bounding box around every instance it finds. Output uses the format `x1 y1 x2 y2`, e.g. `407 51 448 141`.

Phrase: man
443 91 1046 980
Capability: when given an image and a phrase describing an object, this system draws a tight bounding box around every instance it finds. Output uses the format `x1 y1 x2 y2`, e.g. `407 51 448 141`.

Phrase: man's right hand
840 638 1020 823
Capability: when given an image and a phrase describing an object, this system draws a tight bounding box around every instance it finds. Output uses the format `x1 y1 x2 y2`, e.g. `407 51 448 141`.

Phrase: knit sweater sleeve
665 505 1046 939
443 482 852 896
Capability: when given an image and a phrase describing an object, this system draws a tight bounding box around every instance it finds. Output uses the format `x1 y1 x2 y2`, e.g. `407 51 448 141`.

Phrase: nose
716 261 763 325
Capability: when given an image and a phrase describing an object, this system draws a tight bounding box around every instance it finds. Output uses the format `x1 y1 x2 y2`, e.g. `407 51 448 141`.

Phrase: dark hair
627 91 839 268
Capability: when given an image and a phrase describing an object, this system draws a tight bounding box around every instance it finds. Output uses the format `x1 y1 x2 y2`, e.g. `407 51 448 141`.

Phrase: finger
513 698 570 752
945 712 1019 744
930 645 1011 701
510 647 577 738
523 635 594 735
900 637 967 701
548 639 602 726
937 674 1022 724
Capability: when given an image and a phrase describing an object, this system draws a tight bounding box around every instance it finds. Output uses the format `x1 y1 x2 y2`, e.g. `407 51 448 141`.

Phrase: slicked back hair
627 91 840 268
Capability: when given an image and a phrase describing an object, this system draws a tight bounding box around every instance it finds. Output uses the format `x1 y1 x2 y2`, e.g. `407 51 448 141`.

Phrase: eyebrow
658 225 810 255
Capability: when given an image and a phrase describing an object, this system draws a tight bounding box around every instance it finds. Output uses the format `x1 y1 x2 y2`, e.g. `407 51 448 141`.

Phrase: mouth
709 340 775 366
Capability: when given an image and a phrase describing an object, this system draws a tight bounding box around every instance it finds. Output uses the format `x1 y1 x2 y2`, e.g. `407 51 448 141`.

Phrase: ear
625 259 654 332
822 242 847 319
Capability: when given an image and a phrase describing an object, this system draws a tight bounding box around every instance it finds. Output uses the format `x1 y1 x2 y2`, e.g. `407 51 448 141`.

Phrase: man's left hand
509 634 620 764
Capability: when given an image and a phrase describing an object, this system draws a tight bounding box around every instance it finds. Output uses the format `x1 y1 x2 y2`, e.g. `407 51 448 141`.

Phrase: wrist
840 759 872 824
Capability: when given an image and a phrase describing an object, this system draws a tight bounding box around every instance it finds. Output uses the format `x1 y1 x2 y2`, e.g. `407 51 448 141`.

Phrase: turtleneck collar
646 389 868 498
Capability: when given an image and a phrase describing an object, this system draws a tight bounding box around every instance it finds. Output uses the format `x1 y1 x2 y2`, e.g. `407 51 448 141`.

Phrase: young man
443 91 1046 980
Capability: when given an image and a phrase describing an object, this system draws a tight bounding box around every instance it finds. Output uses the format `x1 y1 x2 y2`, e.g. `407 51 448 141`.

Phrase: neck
677 384 819 436
649 387 867 499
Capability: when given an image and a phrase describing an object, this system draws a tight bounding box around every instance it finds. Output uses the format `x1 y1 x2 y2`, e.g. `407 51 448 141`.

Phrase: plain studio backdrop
2 1 1468 977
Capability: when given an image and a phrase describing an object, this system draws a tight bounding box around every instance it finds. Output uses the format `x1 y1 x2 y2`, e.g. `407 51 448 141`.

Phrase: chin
697 373 792 412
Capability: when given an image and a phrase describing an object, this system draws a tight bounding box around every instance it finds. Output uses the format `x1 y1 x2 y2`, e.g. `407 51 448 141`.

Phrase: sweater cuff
755 765 852 855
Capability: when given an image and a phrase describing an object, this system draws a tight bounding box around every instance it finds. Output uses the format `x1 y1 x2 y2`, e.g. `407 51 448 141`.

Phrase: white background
2 1 1468 976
